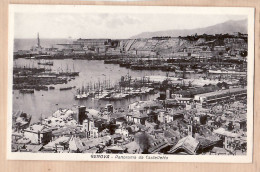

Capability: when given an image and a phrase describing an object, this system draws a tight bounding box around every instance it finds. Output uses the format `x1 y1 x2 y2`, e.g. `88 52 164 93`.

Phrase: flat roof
195 87 246 98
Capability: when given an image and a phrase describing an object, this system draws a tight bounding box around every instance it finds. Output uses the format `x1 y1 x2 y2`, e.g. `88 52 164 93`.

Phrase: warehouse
194 87 247 105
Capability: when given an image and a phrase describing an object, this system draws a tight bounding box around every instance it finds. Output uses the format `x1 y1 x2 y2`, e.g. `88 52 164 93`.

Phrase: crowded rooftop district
12 32 248 155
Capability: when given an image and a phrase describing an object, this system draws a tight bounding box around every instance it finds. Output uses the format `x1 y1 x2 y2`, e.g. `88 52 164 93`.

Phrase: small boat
60 87 73 91
49 86 55 90
75 85 90 100
38 60 53 66
75 92 89 100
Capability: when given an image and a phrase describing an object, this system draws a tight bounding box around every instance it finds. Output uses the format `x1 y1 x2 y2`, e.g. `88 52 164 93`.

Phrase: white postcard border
7 4 255 163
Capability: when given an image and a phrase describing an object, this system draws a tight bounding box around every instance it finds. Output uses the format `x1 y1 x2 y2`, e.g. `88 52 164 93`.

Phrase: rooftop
213 128 239 138
194 87 246 98
168 136 200 155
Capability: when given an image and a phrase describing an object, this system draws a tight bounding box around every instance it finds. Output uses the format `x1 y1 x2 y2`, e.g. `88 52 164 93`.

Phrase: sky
14 13 247 39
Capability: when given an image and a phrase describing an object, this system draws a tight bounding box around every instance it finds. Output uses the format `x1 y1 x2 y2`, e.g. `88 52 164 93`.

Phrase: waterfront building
172 85 220 98
74 38 111 46
193 87 247 104
56 43 83 51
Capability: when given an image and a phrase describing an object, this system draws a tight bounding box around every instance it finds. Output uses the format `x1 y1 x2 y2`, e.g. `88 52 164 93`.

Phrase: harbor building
74 38 111 46
194 87 247 105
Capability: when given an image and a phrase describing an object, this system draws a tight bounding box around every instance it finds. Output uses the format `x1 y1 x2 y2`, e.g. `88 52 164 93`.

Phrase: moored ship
38 60 53 66
60 86 74 91
19 89 34 94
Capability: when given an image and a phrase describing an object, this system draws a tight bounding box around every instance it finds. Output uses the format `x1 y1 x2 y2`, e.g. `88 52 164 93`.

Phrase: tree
106 120 118 135
135 131 151 154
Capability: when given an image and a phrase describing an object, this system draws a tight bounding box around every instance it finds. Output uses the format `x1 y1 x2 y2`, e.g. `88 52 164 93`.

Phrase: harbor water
12 59 242 124
13 59 168 123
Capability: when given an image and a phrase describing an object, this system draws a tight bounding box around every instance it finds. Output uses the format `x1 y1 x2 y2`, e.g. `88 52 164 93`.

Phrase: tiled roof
148 139 170 153
168 136 200 155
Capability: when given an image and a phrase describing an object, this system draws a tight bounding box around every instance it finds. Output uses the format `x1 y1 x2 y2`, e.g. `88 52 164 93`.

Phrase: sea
14 38 74 51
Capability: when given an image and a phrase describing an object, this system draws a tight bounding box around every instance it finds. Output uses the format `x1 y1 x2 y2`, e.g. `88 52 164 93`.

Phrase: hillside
130 19 247 39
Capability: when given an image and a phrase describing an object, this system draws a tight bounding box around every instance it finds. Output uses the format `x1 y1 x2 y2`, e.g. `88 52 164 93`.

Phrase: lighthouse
37 32 41 48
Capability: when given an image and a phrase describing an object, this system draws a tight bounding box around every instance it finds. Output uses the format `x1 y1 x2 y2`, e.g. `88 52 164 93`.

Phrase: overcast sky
14 13 247 39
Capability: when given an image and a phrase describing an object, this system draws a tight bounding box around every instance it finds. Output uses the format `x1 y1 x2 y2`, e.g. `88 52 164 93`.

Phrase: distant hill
130 19 247 39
